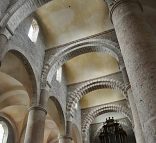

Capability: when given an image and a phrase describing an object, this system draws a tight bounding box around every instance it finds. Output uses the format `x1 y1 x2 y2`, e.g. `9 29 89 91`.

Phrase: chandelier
99 117 127 143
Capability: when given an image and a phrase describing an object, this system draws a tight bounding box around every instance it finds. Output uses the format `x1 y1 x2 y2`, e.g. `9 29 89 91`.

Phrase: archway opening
44 96 66 142
0 122 6 143
0 124 4 143
0 72 30 143
0 50 37 100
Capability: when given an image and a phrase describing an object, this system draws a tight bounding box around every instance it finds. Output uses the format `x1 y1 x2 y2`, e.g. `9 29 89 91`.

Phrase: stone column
24 88 49 143
24 105 47 143
121 67 145 143
105 0 156 142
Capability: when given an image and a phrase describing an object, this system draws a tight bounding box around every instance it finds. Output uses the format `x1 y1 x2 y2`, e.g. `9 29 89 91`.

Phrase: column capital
58 135 72 140
28 105 47 114
0 27 13 39
104 0 143 19
58 135 73 143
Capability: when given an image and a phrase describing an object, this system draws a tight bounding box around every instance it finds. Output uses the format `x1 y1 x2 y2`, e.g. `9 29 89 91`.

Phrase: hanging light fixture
99 117 127 143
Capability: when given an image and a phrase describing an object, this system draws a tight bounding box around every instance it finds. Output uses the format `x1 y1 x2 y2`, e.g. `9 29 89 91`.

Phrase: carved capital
59 136 72 140
105 0 143 18
0 27 13 39
28 105 47 114
58 135 73 142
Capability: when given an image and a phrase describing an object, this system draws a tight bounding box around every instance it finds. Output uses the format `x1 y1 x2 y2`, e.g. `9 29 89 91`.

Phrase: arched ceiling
63 53 119 85
0 53 33 97
36 0 113 48
36 0 123 124
1 1 156 143
0 72 30 141
0 72 23 94
80 89 125 109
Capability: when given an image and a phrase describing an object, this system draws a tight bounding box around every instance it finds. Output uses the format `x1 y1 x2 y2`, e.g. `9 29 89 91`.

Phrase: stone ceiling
1 0 156 142
63 53 119 85
35 0 156 127
36 0 113 49
36 0 123 115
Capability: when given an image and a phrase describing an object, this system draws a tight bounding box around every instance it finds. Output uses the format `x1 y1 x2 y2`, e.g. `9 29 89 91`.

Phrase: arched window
56 67 62 83
0 124 4 143
0 115 16 143
28 19 39 43
0 121 8 143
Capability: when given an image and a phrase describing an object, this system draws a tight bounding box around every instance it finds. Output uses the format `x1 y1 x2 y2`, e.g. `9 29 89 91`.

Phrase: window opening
0 121 8 143
28 19 39 43
0 124 4 143
56 67 62 83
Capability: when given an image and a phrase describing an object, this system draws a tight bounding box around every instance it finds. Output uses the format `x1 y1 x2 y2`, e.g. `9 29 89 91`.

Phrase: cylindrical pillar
24 106 47 143
105 0 156 142
121 67 145 143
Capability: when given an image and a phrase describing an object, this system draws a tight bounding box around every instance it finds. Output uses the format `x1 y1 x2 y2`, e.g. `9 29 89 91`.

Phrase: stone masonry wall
9 14 46 95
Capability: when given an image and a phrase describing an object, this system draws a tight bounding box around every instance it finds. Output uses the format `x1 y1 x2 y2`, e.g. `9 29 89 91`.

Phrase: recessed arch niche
0 50 37 100
47 96 66 137
0 72 30 142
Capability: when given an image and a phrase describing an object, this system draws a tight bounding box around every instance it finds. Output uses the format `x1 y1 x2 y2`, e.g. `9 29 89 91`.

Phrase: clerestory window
56 67 62 83
28 19 39 43
0 121 8 143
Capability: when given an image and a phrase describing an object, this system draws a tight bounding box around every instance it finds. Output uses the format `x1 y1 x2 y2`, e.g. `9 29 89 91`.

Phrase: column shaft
107 0 156 142
122 67 145 143
24 106 47 143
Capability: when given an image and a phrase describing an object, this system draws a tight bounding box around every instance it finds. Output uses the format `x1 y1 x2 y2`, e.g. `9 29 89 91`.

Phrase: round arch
47 96 66 136
82 104 132 138
42 39 124 88
0 0 52 38
1 48 38 104
67 78 128 118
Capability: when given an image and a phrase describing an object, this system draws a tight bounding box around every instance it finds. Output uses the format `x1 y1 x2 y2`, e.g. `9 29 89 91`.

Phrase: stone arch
1 49 38 104
47 96 66 136
0 0 52 37
82 104 132 137
67 78 128 118
0 71 30 142
42 39 124 88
